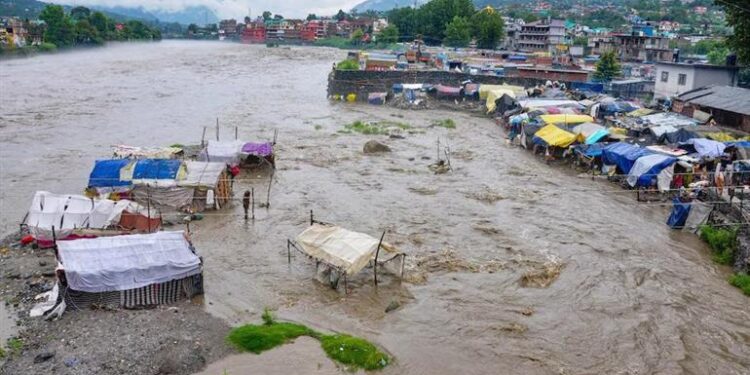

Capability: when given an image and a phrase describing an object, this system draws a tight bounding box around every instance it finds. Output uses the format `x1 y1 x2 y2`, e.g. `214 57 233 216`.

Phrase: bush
336 59 359 70
433 119 456 129
37 42 57 52
729 273 750 296
699 225 737 265
227 322 315 354
320 334 390 370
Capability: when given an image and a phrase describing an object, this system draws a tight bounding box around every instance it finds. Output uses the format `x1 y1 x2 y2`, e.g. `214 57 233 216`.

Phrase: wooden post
287 240 291 263
373 230 386 286
266 168 274 208
310 210 314 226
251 187 255 220
436 138 440 162
273 129 278 145
216 118 219 141
146 185 152 233
201 126 207 148
235 126 238 140
52 225 58 259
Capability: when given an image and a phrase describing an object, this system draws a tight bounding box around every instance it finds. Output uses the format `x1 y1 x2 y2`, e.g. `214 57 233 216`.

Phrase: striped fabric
64 274 203 310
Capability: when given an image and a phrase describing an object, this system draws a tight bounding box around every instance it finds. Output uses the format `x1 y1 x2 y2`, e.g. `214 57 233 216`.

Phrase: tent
532 124 577 148
626 153 676 190
659 128 700 144
43 231 204 314
131 159 184 187
573 122 609 144
539 114 594 125
23 191 157 242
601 142 653 173
368 92 387 105
485 89 517 113
89 159 133 191
667 198 691 229
463 83 480 97
178 161 232 210
573 143 609 158
199 140 245 166
679 138 726 158
479 84 525 100
290 222 406 289
434 84 462 98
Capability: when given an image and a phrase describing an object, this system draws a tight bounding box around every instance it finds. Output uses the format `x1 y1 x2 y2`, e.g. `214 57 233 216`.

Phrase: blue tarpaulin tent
570 82 604 93
679 138 727 158
626 153 676 188
601 142 653 173
574 143 609 158
133 159 182 180
667 198 691 229
89 159 131 188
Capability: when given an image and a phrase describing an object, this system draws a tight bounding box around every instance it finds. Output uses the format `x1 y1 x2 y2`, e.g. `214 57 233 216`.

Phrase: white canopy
57 231 201 293
179 161 226 188
295 224 401 275
199 140 245 166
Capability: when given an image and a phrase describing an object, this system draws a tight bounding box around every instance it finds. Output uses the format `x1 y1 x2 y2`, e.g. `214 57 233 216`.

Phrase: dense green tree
262 11 272 21
377 25 399 44
70 6 91 21
307 14 317 21
593 50 622 82
419 0 475 42
89 11 109 36
443 16 471 47
471 7 504 50
39 5 75 47
387 7 419 40
351 28 365 43
74 19 101 44
336 9 348 21
187 23 199 33
717 0 750 64
573 36 588 46
707 45 730 65
580 9 625 29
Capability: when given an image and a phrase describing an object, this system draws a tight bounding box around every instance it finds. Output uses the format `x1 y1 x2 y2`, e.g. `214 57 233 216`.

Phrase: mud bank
1 41 749 374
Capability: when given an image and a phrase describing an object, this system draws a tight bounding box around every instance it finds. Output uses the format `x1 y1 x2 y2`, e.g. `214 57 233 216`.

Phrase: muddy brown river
1 41 748 374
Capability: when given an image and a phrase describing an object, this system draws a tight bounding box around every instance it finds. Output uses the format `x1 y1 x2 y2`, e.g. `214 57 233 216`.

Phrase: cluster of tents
24 137 276 317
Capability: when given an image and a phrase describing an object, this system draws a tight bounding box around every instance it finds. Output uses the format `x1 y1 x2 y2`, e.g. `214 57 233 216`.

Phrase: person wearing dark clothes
242 190 251 220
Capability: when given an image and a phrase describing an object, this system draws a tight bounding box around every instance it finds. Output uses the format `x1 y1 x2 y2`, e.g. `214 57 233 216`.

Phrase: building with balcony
517 19 566 53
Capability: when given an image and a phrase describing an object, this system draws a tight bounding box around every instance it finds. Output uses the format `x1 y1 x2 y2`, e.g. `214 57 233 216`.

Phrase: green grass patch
344 120 410 135
433 119 456 129
169 143 184 148
699 225 738 265
729 273 750 296
6 338 22 356
320 334 390 371
336 59 360 71
227 309 390 370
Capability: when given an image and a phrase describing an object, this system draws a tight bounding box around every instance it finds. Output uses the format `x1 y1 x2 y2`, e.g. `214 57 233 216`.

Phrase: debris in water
363 140 391 154
428 160 450 174
464 185 505 203
409 186 438 195
498 323 528 334
520 260 564 288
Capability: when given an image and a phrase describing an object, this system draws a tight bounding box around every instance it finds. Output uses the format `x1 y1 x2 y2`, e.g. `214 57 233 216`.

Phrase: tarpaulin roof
199 140 245 166
295 223 401 276
573 122 608 144
486 89 517 113
659 128 700 144
602 142 653 173
89 159 132 188
479 84 524 100
57 231 201 293
679 138 727 158
539 114 594 125
435 84 462 96
368 92 387 105
626 153 676 188
112 145 182 159
532 124 577 148
133 159 182 180
574 143 609 158
179 161 226 188
519 99 579 108
241 142 273 157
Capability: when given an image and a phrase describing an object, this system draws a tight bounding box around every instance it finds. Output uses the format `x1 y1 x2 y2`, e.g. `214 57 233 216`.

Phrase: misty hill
91 5 218 26
352 0 426 12
0 0 154 23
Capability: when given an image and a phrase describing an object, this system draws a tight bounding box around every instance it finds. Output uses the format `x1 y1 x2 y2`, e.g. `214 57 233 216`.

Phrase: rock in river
363 140 391 154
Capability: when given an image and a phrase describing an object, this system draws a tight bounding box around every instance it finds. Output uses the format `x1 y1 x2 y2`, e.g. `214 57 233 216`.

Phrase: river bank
1 41 749 374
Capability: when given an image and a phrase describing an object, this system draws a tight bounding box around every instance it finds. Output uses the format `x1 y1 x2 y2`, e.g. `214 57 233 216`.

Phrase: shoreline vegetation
227 309 390 371
0 4 160 60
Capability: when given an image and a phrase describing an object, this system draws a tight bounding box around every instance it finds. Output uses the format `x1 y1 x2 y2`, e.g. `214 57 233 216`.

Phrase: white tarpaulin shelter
57 231 201 293
295 223 403 276
179 161 227 188
199 140 245 166
24 191 147 240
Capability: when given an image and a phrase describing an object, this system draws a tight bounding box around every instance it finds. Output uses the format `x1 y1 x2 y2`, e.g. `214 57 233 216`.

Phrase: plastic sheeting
57 231 201 293
660 128 700 144
485 89 517 113
295 223 401 276
539 114 594 125
667 198 691 229
573 123 609 144
532 124 577 148
479 84 524 100
179 161 226 188
435 85 462 97
241 142 273 157
132 159 182 180
679 138 727 158
602 143 653 174
368 92 387 105
199 140 245 166
89 159 132 188
112 145 182 159
574 143 609 158
626 154 676 189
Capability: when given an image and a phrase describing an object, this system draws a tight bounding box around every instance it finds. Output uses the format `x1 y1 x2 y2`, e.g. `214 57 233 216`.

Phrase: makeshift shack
532 124 577 148
241 142 275 168
178 161 233 211
626 153 676 191
287 216 405 290
601 143 653 174
37 231 203 316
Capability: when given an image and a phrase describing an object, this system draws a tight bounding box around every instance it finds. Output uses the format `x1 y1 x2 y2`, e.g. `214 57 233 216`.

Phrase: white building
653 62 741 98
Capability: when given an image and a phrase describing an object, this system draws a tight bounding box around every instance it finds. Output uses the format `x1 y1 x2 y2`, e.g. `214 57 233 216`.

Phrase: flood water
1 41 748 374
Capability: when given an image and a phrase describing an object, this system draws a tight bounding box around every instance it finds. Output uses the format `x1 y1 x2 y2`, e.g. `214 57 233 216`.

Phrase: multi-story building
502 17 523 50
517 19 566 53
654 61 741 98
218 19 237 40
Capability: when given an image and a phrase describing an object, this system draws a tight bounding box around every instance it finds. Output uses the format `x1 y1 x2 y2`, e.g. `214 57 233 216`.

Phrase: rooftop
676 85 750 116
656 61 741 71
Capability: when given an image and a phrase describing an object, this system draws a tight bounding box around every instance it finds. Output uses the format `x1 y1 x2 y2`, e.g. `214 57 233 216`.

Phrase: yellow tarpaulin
707 132 736 142
533 124 577 148
539 114 594 125
627 108 655 117
485 89 516 113
479 84 524 100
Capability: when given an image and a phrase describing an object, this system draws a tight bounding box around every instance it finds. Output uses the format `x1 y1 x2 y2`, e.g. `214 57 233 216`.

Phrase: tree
593 51 622 81
714 0 748 64
74 19 101 44
387 7 419 40
70 6 91 21
444 16 470 47
351 29 365 45
573 36 588 46
418 0 475 42
89 11 109 36
307 14 317 21
262 11 272 21
707 46 730 65
244 16 251 24
471 7 504 50
187 23 199 34
377 25 399 44
273 14 284 20
39 5 74 47
336 9 348 22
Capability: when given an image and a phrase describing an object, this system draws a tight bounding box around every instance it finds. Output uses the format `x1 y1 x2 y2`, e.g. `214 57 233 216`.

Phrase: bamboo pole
251 187 255 220
373 230 386 286
216 118 219 141
266 168 274 208
201 126 206 148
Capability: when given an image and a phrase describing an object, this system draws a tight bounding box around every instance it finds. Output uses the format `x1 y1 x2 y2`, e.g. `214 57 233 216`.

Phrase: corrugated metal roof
677 85 750 116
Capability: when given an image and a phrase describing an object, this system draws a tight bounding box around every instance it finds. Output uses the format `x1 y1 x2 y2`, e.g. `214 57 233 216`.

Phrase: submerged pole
201 126 207 148
251 187 255 220
373 230 386 286
287 240 291 263
266 168 274 208
216 118 219 141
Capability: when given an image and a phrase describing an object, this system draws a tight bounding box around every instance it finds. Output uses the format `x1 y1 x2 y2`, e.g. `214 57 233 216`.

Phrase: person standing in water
242 190 251 220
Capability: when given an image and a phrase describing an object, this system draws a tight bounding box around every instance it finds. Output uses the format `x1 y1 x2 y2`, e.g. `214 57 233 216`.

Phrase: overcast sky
62 0 364 19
